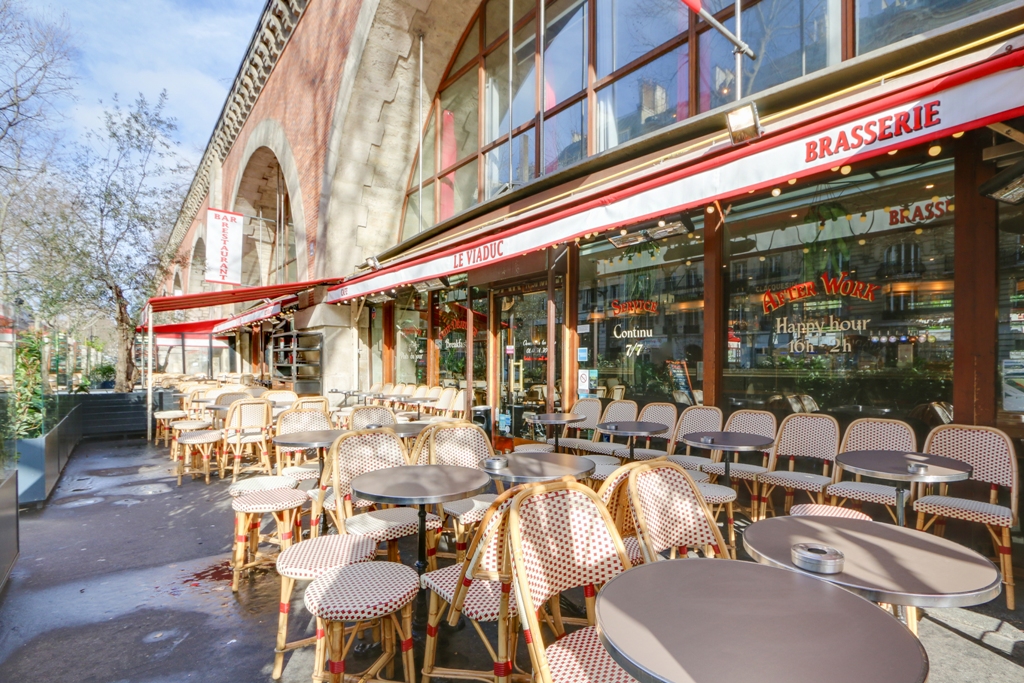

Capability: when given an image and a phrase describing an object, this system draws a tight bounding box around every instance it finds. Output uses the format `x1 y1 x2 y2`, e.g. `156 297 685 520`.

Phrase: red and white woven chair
231 487 308 591
153 408 187 446
175 425 224 485
315 429 441 566
507 480 636 683
274 408 333 471
169 418 212 464
790 503 872 521
548 398 603 453
700 409 777 516
425 387 456 417
596 461 651 567
827 418 917 523
606 402 677 460
914 424 1018 610
426 423 499 562
422 485 529 683
264 389 299 405
515 442 555 453
349 405 399 430
211 392 250 429
304 561 419 683
628 461 729 561
272 534 378 679
222 399 273 482
619 405 722 466
575 400 639 457
228 475 298 498
756 413 840 520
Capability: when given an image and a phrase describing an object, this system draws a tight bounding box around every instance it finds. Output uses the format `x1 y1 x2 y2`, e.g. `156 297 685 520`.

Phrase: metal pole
147 304 154 442
734 0 742 101
508 0 514 188
698 6 755 59
418 33 424 236
538 0 545 172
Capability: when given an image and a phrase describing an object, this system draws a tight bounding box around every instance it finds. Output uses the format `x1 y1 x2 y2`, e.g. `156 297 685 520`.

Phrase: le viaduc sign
763 271 881 314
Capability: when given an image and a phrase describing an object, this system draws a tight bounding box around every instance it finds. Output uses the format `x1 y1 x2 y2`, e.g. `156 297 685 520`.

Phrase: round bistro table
527 413 585 452
400 396 438 420
680 431 775 488
596 559 928 683
597 421 669 461
743 515 1001 631
272 429 347 534
482 451 595 484
835 450 972 526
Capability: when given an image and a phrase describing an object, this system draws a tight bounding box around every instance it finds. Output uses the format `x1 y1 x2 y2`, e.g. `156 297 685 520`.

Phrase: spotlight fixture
979 156 1024 205
412 277 450 293
726 103 763 145
363 256 383 271
366 292 394 304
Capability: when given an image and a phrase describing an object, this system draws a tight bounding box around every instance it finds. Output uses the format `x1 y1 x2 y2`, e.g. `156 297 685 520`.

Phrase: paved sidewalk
0 438 1020 682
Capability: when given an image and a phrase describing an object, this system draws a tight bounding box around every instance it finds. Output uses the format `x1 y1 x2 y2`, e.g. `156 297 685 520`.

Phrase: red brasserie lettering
923 100 940 127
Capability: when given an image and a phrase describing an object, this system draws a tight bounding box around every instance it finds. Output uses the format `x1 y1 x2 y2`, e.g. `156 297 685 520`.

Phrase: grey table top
527 413 586 425
385 422 429 438
272 429 347 449
680 431 774 451
743 516 1001 607
836 450 972 484
482 451 595 483
351 465 491 505
596 559 928 683
400 396 437 404
597 421 669 437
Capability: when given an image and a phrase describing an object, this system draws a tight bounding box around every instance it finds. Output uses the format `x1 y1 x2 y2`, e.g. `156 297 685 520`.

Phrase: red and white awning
327 45 1024 304
212 295 297 334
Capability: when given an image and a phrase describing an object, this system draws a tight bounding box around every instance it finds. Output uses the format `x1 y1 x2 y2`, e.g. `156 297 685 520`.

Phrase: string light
840 165 852 175
706 205 716 214
928 145 942 157
771 188 781 197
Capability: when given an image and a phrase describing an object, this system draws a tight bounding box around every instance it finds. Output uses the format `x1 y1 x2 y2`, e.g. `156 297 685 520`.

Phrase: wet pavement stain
182 561 233 585
52 496 104 508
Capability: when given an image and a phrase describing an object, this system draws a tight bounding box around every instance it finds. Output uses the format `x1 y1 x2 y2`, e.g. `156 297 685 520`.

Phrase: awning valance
212 295 298 334
147 278 341 313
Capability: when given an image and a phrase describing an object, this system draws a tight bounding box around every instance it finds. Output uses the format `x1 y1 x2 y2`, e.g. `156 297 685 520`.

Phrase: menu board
666 360 695 405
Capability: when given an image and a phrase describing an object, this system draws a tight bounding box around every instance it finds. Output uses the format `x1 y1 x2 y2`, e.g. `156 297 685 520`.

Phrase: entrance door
496 287 562 440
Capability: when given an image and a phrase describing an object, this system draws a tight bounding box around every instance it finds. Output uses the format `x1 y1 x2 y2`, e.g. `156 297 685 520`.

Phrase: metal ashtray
700 436 715 445
791 543 845 574
606 425 618 431
483 456 508 471
366 423 383 429
907 462 928 475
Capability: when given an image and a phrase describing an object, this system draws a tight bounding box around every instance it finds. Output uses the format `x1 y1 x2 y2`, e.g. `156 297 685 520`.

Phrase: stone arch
189 238 208 294
172 269 183 296
319 0 480 279
228 118 309 284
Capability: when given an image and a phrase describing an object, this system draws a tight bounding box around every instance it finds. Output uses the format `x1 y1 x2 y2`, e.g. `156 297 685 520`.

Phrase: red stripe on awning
135 319 227 334
146 278 342 313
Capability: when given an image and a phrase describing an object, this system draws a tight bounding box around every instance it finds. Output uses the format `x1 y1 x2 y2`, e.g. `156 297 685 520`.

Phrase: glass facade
724 153 954 433
578 218 706 404
997 201 1024 416
395 291 428 384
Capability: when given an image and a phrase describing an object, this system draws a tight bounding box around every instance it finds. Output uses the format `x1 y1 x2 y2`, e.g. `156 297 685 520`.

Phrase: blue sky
30 0 267 163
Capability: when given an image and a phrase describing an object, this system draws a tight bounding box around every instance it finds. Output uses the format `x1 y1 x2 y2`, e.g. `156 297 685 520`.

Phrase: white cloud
29 0 266 162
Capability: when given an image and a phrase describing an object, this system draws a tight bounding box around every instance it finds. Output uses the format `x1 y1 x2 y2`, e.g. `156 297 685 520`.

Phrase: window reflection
544 0 588 109
485 129 536 198
544 100 587 173
857 0 1014 55
440 69 480 168
439 160 479 221
484 22 537 144
596 0 688 78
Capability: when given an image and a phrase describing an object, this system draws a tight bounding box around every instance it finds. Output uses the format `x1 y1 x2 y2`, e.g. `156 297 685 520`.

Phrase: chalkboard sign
666 360 695 405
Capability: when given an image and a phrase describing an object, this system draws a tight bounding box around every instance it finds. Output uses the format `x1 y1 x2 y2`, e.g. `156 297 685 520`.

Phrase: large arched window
233 147 299 290
401 0 1013 241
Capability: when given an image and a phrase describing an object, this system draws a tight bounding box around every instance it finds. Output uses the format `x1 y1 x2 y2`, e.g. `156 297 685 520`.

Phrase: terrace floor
0 438 1021 683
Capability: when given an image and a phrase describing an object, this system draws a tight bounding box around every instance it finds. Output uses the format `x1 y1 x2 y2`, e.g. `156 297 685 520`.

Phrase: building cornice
165 0 309 257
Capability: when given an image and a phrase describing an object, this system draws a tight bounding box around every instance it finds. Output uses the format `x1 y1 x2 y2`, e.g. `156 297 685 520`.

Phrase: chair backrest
673 405 724 444
432 387 457 411
628 461 726 561
840 418 916 453
637 402 677 440
215 392 250 406
597 461 649 542
369 382 383 393
924 424 1018 512
390 383 407 395
225 399 271 432
611 384 626 400
428 423 494 467
329 429 409 504
692 389 704 405
509 481 630 673
245 386 267 397
411 385 428 399
596 400 638 437
773 413 840 469
449 389 467 416
380 383 394 394
276 408 333 436
264 390 298 403
401 384 417 396
426 385 443 398
204 387 230 400
293 396 329 413
595 386 608 398
724 409 777 440
350 405 398 429
566 397 602 432
798 395 820 413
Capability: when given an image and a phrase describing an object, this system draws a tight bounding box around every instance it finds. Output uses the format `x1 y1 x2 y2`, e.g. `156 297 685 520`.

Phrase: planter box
16 405 81 505
0 470 18 592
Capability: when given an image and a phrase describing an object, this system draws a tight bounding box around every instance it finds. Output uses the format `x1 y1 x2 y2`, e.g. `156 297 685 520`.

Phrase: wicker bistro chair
826 418 917 523
304 561 419 683
596 461 652 568
427 387 457 418
230 487 309 591
153 407 188 446
212 392 250 428
422 484 534 683
547 398 603 452
176 426 225 485
349 405 399 430
573 400 639 457
755 413 841 520
272 535 379 680
245 386 267 397
914 424 1018 610
222 399 274 482
619 405 722 465
700 410 778 517
426 423 500 562
611 402 677 459
507 480 635 683
275 408 333 471
627 461 729 562
168 418 213 464
264 389 299 404
312 429 442 566
184 387 210 418
293 396 330 413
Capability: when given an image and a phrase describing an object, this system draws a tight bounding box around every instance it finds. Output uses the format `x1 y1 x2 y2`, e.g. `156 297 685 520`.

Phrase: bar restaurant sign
205 208 244 285
762 271 880 314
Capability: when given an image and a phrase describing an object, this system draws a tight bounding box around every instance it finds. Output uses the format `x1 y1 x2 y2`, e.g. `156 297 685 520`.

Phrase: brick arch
318 0 480 279
228 118 310 282
188 238 207 295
